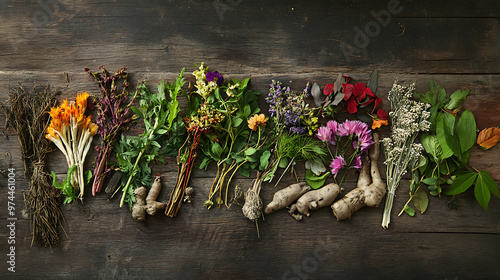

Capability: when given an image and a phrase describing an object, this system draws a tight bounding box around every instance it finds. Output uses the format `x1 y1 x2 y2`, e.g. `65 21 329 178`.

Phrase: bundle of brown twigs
2 85 64 247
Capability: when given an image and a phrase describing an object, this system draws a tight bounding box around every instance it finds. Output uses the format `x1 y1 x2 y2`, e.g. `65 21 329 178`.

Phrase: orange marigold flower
49 107 62 120
76 92 89 113
248 114 268 131
372 119 388 130
51 118 62 132
60 99 70 111
46 126 59 140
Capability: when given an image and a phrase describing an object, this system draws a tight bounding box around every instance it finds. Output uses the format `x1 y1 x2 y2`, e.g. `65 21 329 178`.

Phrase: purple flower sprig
266 80 310 135
206 71 224 86
86 67 136 196
315 119 374 186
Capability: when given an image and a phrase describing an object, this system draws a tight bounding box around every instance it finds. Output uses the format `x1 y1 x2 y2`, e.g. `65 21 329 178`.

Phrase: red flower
353 83 366 97
347 98 358 114
343 83 354 101
377 109 389 120
373 98 383 113
324 84 334 96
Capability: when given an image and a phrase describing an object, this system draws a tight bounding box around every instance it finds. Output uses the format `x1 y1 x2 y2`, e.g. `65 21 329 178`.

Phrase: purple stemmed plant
86 66 136 196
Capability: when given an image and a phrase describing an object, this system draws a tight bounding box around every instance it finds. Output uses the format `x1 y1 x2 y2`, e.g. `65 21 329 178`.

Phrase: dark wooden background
1 1 500 279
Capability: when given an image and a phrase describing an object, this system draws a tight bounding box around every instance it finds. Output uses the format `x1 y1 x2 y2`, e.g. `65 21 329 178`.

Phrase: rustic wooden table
1 1 500 279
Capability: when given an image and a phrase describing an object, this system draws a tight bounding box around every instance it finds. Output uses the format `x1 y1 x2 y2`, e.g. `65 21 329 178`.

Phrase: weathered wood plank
1 1 500 279
1 1 499 74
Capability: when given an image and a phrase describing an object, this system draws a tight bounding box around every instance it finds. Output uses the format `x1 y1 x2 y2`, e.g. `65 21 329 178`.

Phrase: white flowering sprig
381 81 431 228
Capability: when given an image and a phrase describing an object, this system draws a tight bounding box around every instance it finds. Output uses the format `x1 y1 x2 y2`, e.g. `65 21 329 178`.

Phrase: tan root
131 176 165 221
183 187 194 203
331 133 386 220
264 182 311 214
289 183 341 221
242 172 264 222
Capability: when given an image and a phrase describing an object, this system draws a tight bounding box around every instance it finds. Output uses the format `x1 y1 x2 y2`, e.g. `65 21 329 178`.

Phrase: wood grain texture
1 1 500 279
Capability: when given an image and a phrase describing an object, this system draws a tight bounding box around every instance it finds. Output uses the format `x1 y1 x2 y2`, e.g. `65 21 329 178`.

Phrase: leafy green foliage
51 166 91 204
305 170 329 189
445 171 499 210
116 69 186 208
402 78 498 216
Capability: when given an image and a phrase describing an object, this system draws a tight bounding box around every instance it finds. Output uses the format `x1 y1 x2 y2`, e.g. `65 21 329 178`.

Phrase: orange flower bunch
46 92 98 199
248 114 268 131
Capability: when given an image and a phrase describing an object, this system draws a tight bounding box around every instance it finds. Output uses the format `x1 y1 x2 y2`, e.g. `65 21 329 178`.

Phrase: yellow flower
248 114 268 131
89 123 98 135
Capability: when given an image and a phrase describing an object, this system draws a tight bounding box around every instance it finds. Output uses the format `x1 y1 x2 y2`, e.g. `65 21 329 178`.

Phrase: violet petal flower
316 126 332 143
352 155 363 170
358 132 374 152
336 122 349 137
327 120 338 136
352 120 369 136
330 155 346 177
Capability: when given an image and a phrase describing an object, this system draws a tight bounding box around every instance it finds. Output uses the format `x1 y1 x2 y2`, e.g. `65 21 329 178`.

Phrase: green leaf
474 179 491 211
244 147 258 156
421 177 437 185
445 172 478 195
232 117 243 127
477 171 500 198
455 109 476 153
239 166 251 177
421 133 446 161
259 150 271 171
413 91 434 106
305 170 329 189
418 155 428 173
157 80 166 100
403 205 416 217
156 128 169 135
367 70 378 92
199 157 212 170
436 113 461 158
444 90 469 110
278 158 289 168
429 106 439 131
429 78 449 107
211 142 223 158
150 141 161 149
130 106 143 119
412 187 429 214
51 171 61 189
84 170 93 185
243 105 251 117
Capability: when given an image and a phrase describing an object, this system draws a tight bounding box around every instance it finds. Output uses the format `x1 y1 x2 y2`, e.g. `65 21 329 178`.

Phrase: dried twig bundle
2 85 64 247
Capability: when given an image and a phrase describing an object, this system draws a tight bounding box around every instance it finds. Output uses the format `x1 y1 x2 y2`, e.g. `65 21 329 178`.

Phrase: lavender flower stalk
381 82 431 229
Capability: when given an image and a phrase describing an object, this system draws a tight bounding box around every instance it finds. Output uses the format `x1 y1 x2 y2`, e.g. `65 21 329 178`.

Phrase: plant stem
382 191 395 229
398 184 421 216
119 148 145 207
